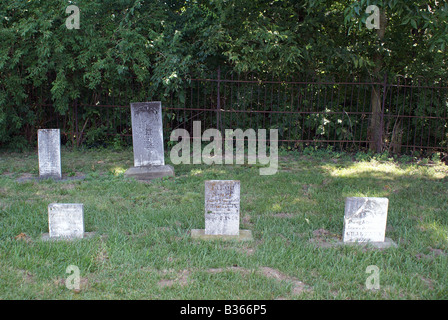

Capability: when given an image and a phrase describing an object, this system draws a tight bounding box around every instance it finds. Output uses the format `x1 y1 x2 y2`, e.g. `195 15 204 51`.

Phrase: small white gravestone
48 203 84 239
38 129 62 179
205 180 241 235
343 197 389 243
124 102 174 180
191 180 252 240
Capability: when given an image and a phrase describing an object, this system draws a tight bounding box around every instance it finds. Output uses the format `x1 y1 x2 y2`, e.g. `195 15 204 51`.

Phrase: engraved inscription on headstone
48 203 84 239
343 197 389 243
204 180 240 235
38 129 62 179
130 102 165 167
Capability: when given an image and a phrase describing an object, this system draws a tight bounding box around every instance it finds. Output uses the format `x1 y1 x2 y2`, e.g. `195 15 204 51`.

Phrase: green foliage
342 0 448 78
355 150 373 162
0 0 447 149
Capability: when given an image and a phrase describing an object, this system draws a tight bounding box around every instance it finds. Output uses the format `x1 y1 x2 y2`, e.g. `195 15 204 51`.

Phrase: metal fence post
217 67 221 133
380 73 388 153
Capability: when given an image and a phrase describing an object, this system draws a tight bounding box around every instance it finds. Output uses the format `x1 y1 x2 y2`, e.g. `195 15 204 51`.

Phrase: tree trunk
368 10 387 153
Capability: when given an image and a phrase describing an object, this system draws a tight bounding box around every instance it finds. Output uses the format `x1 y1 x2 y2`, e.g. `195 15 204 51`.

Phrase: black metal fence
39 69 448 155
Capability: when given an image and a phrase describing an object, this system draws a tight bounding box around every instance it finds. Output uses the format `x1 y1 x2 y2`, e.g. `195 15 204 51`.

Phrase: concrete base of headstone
312 237 398 249
339 237 398 249
191 229 253 241
41 231 97 241
124 165 174 180
16 175 86 183
38 174 62 180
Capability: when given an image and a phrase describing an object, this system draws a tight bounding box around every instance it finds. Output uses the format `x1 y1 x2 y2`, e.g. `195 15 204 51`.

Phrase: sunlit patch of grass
271 203 282 212
419 221 448 245
110 166 126 176
190 169 203 176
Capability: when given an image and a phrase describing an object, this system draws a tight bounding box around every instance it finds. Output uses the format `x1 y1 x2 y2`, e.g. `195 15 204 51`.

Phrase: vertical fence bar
380 73 388 153
216 67 221 133
74 99 78 147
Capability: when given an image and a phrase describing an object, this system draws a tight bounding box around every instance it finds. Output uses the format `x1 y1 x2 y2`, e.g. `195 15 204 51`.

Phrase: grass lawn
0 147 447 299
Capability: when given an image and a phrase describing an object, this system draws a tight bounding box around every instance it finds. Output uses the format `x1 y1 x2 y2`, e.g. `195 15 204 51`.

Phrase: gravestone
124 102 174 180
342 197 396 248
205 180 240 235
41 203 95 240
191 180 252 240
38 129 62 179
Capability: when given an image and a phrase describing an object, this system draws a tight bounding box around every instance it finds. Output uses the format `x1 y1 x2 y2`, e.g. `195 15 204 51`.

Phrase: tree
1 0 446 149
341 0 448 152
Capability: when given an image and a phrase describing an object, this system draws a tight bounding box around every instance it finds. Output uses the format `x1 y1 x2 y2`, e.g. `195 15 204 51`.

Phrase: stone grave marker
38 129 62 179
124 102 174 180
191 180 252 240
41 203 95 240
342 197 396 248
205 180 240 235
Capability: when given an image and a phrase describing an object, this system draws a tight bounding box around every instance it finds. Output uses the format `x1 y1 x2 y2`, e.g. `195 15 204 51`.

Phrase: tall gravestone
38 129 62 179
342 197 396 247
124 102 174 180
191 180 252 240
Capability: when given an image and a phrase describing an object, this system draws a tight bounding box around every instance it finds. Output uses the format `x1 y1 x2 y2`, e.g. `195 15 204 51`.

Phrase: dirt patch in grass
158 269 191 288
312 228 332 237
415 247 446 260
55 276 91 293
258 267 309 295
15 232 32 243
205 266 311 296
308 228 342 248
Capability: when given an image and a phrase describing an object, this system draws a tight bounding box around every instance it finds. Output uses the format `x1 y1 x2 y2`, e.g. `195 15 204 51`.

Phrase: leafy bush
1 0 447 152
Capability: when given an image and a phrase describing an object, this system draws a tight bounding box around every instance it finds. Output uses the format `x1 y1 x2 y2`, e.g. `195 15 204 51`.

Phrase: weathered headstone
310 197 397 249
124 102 174 180
205 180 240 235
343 197 391 243
41 203 95 241
191 180 252 240
38 129 62 179
46 203 85 239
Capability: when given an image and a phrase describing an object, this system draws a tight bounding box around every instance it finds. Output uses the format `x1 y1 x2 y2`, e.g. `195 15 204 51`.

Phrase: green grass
0 147 447 299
